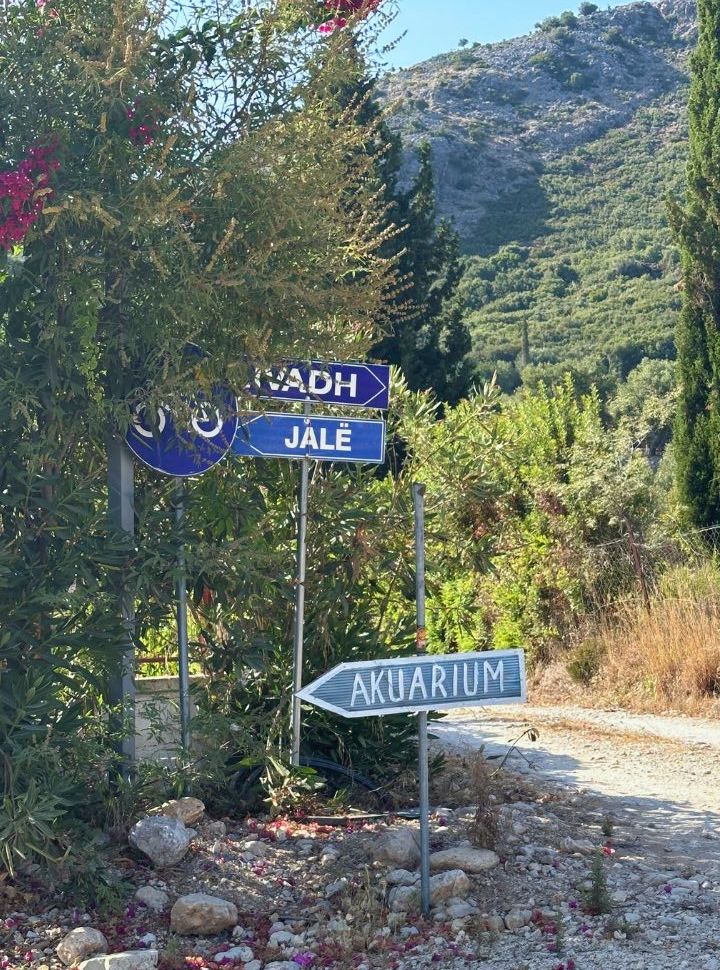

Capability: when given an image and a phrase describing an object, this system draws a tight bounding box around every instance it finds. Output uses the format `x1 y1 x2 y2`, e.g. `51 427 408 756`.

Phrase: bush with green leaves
398 376 666 663
0 0 398 872
460 100 684 381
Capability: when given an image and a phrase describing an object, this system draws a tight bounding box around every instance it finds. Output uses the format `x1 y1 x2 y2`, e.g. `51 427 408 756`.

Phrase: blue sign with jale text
297 650 527 718
250 362 390 410
232 412 386 464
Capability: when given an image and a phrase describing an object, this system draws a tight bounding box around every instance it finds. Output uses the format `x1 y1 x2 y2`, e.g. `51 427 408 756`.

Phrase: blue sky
380 0 630 68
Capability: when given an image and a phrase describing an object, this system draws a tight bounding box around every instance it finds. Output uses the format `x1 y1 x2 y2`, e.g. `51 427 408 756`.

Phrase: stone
129 816 195 868
77 953 158 970
214 946 254 963
429 847 500 874
241 839 271 858
481 914 505 933
264 964 298 970
170 893 239 935
57 928 108 966
158 797 205 826
325 878 348 897
386 869 419 886
320 848 339 867
134 886 170 913
200 820 227 839
388 869 470 912
373 826 421 869
446 900 478 919
504 909 533 931
245 963 263 970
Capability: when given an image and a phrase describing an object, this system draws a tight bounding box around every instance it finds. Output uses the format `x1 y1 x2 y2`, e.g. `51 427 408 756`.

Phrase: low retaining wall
135 675 204 762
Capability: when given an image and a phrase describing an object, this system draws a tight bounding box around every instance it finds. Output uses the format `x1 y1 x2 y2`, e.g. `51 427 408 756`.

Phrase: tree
671 0 720 528
0 0 398 866
376 143 473 403
579 2 599 15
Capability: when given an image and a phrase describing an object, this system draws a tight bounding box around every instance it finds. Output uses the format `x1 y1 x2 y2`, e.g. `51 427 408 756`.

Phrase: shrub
597 572 720 708
536 15 562 32
603 26 629 47
579 2 599 14
567 639 605 685
568 71 591 91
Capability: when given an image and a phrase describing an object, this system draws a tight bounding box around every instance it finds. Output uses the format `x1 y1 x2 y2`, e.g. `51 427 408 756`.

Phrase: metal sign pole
107 436 136 772
291 401 312 767
174 478 191 756
413 482 431 918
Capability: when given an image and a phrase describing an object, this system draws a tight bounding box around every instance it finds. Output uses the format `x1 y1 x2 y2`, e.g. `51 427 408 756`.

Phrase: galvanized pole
174 479 192 756
107 436 136 770
291 401 312 767
413 482 431 918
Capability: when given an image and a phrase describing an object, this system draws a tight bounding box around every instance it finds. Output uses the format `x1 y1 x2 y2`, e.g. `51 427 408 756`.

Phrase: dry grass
564 563 720 713
598 595 720 709
532 564 720 715
467 750 500 850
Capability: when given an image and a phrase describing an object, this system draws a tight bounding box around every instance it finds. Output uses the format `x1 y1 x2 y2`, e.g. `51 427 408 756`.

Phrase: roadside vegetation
1 0 719 901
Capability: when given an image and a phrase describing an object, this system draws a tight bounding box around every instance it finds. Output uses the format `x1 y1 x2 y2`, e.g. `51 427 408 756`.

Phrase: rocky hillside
381 1 697 380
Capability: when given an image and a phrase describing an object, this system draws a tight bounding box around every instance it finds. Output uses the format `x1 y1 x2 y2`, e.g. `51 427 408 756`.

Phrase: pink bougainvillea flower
325 0 380 10
0 167 44 250
601 845 615 857
317 15 347 32
292 954 315 968
0 955 10 969
35 0 47 7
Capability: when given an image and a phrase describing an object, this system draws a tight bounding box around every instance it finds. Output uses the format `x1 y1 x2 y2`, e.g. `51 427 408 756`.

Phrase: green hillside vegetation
459 98 687 390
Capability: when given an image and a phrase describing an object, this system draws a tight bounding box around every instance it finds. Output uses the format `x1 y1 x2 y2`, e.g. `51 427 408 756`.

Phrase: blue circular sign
126 388 239 477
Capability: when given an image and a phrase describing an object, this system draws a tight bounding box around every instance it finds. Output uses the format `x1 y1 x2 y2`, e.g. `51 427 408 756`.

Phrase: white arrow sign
298 650 527 718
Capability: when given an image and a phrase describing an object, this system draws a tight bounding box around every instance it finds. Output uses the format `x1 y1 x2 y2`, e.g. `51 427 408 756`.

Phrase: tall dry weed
595 563 720 709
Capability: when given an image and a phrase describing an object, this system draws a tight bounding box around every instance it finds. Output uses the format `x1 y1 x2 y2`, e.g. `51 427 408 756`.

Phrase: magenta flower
318 16 347 32
292 954 315 967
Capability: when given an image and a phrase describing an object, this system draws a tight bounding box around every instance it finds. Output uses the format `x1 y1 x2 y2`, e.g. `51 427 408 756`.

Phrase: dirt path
435 704 720 876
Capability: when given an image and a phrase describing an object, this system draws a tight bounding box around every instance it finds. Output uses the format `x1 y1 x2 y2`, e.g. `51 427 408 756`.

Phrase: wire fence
582 522 720 619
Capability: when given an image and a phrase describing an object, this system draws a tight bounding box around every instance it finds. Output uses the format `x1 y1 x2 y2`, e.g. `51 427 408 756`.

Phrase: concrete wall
135 675 204 762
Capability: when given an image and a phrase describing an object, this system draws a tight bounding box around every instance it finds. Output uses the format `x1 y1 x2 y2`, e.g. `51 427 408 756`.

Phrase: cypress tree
376 142 473 403
673 0 720 527
520 319 531 369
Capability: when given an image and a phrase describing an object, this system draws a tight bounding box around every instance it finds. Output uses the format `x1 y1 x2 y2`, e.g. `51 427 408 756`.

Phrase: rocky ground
381 0 696 241
2 709 719 970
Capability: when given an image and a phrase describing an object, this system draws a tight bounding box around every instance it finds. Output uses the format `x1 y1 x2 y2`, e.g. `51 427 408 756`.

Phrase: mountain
380 1 697 386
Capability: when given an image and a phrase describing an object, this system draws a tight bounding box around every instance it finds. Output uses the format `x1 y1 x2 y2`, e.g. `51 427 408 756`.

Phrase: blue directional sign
232 412 386 464
250 362 390 410
126 390 239 477
297 650 527 718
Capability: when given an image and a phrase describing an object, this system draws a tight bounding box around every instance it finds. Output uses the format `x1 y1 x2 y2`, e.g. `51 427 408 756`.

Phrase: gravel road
436 704 720 875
